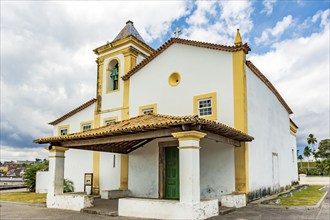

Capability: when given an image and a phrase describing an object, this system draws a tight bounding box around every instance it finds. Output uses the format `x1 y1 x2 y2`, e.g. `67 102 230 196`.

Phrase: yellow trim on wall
92 151 100 194
58 125 70 136
80 120 93 132
119 154 129 190
139 104 158 115
233 49 249 194
103 116 118 125
193 92 217 120
105 57 121 94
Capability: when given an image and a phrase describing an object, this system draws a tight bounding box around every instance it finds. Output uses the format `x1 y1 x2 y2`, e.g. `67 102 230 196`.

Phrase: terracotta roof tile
49 98 97 125
246 60 293 114
36 114 253 144
122 38 251 81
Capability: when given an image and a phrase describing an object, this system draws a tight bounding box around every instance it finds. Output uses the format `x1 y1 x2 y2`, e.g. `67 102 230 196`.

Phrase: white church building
35 21 298 219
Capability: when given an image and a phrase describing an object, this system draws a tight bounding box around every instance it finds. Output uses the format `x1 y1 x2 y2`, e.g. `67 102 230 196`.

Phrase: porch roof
34 114 254 154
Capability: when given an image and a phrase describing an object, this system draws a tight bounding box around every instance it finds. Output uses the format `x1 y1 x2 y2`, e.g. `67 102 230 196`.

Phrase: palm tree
304 146 312 171
307 134 317 152
298 155 303 169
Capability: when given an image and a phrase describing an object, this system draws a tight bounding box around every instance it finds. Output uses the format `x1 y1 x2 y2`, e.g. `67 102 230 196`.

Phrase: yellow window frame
193 92 217 120
58 125 70 136
80 121 93 132
103 116 119 125
139 104 158 115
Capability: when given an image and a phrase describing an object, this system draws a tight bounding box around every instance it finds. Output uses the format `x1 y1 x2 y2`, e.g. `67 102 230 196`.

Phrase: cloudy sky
1 0 329 162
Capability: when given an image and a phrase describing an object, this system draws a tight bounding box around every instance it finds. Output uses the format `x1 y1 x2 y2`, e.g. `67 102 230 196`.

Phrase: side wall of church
129 44 235 127
246 67 298 200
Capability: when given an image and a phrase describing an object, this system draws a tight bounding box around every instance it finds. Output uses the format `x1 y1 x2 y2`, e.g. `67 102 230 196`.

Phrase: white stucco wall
53 103 95 136
129 44 235 127
200 138 235 200
128 139 159 198
99 152 121 191
246 67 298 197
64 149 93 192
36 171 49 193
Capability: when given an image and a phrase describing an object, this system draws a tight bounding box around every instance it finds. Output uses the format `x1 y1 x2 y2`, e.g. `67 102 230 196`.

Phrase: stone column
47 146 68 195
172 131 206 204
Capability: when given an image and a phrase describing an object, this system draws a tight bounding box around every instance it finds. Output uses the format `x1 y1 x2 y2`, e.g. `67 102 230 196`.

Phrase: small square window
105 120 116 125
60 128 68 136
198 98 212 116
82 124 91 131
142 108 154 115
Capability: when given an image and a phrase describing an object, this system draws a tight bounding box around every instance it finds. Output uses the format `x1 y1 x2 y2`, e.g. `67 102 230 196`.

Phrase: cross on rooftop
174 27 181 38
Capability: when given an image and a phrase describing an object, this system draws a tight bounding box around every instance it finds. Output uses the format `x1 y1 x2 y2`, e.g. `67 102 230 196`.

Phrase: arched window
107 59 119 92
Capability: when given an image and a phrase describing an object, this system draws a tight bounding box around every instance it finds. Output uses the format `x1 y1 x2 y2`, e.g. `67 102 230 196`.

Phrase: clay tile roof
246 60 293 114
122 38 251 81
113 20 145 43
49 98 97 125
35 114 254 144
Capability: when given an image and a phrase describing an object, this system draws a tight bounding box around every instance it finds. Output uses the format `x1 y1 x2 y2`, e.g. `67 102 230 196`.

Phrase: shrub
23 161 48 192
307 168 322 176
298 167 307 174
64 179 74 193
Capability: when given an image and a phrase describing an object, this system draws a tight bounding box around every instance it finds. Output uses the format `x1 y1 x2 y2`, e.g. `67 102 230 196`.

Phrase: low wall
36 171 49 193
119 198 219 219
47 194 93 211
299 174 330 185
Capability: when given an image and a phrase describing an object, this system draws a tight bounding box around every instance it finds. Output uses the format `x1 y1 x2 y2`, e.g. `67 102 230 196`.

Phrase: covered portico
35 114 253 219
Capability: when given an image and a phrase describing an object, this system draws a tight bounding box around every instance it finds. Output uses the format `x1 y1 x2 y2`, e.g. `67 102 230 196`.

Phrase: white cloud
261 0 276 15
183 1 253 45
249 10 330 148
0 1 191 153
255 15 293 45
0 146 49 162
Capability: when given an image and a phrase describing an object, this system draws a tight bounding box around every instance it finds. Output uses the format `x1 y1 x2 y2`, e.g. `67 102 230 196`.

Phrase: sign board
84 173 93 193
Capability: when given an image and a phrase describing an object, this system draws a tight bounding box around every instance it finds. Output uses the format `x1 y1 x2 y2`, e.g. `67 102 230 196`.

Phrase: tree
298 155 303 169
23 161 48 192
314 139 330 175
307 134 317 152
303 146 312 171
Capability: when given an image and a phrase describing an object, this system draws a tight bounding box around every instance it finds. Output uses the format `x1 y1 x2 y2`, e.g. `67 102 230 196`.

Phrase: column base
119 198 219 219
220 193 246 208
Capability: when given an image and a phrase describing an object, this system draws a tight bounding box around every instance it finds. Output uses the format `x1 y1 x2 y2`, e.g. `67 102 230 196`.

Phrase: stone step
219 206 236 215
81 208 118 217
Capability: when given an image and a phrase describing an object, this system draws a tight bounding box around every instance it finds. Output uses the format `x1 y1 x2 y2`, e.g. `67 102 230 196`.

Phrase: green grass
0 192 46 204
277 185 325 206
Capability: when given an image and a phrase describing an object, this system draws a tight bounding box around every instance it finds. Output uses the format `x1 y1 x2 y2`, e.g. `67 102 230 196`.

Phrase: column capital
172 130 206 141
45 146 68 152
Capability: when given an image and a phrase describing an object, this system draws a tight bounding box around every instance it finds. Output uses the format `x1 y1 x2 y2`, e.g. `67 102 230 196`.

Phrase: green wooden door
165 147 179 199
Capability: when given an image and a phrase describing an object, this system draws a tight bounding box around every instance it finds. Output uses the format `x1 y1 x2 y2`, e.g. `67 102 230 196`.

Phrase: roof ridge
49 98 97 125
122 38 251 81
246 60 293 114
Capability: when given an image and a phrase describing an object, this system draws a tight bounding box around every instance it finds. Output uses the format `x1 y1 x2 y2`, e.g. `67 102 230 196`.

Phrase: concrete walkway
1 186 329 220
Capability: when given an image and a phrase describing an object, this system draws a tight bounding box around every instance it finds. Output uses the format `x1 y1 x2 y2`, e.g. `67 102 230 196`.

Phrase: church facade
35 21 298 219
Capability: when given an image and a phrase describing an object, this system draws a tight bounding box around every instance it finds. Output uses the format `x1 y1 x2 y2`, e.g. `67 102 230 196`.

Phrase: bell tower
91 21 154 194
